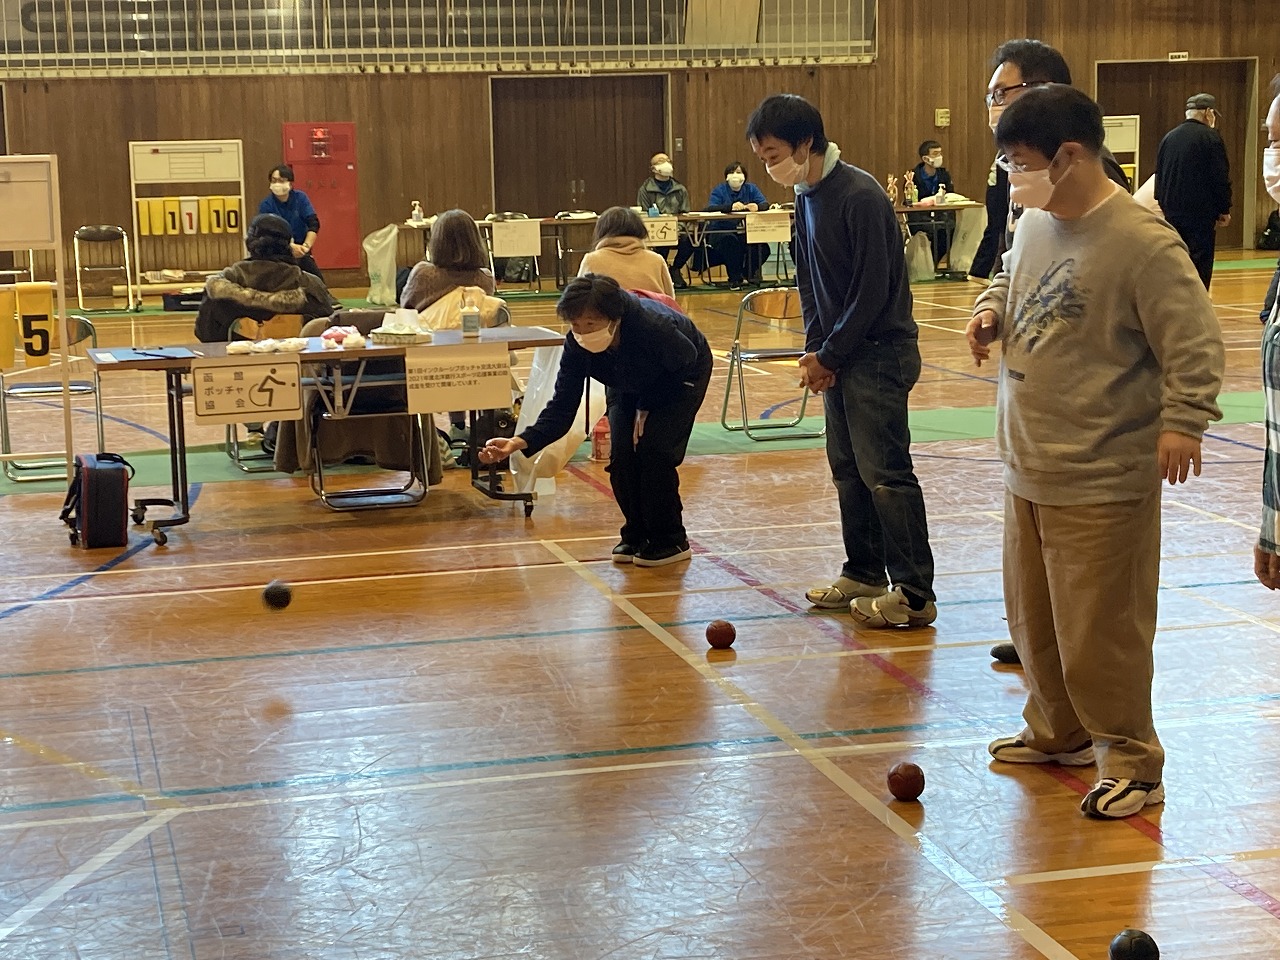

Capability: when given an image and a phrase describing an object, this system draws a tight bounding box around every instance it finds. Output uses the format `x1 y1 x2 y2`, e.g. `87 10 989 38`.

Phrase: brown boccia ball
705 620 736 649
887 762 926 802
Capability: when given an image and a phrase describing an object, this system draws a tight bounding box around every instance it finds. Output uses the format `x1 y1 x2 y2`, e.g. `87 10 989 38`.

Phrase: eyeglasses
985 81 1037 107
994 155 1033 175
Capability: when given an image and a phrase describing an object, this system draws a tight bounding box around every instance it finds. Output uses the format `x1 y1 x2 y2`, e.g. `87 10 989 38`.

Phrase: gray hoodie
973 187 1224 505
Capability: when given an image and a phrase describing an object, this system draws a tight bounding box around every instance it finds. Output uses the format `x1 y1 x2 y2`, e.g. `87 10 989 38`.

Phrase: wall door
491 75 667 217
1097 59 1252 248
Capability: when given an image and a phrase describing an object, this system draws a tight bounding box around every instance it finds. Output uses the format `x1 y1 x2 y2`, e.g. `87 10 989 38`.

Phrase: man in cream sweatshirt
967 85 1224 819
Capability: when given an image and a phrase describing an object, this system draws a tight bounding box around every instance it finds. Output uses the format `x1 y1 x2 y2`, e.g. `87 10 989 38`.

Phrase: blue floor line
0 483 202 624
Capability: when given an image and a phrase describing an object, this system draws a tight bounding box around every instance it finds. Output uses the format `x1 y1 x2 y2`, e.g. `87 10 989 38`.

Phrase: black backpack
60 453 135 548
1259 211 1280 251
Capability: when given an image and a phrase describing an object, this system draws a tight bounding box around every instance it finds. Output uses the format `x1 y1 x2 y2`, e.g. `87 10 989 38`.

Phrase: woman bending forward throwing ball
480 275 712 567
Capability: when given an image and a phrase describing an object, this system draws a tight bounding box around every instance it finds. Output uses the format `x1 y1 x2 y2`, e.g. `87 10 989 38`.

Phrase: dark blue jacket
794 160 917 371
706 181 768 213
519 293 712 456
258 190 320 244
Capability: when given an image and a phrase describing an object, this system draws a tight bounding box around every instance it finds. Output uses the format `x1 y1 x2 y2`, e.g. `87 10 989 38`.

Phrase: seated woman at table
578 206 676 298
703 161 771 290
479 274 712 568
194 213 334 343
400 209 495 311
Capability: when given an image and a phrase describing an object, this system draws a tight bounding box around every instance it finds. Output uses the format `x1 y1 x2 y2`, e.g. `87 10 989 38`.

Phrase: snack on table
225 340 253 355
320 325 368 350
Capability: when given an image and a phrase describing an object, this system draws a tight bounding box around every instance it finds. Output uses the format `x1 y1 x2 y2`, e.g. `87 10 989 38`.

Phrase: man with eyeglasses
982 39 1131 667
1155 94 1233 290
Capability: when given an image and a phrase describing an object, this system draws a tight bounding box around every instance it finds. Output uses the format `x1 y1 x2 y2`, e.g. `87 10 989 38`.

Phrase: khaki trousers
1003 489 1164 782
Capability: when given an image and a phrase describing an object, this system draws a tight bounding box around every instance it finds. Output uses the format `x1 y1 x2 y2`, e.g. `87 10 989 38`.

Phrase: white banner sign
405 343 510 413
190 355 302 425
490 218 543 258
643 215 680 247
746 211 792 243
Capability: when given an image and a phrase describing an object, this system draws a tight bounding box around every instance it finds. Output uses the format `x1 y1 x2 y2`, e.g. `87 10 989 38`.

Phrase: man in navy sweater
747 94 937 628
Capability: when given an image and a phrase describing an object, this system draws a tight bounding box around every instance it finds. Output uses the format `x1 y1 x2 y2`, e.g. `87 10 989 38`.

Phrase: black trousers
968 180 1007 280
654 234 694 271
297 252 325 282
1165 213 1216 290
605 365 711 551
705 231 770 284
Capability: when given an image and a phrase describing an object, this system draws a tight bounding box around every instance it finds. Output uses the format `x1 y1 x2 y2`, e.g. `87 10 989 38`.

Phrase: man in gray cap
1155 93 1233 289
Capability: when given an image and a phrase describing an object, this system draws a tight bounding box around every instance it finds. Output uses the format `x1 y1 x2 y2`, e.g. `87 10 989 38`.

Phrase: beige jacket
578 236 676 298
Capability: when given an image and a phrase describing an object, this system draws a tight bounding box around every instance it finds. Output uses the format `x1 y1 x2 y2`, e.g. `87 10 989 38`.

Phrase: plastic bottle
460 289 481 338
410 201 424 223
590 415 611 461
648 204 660 217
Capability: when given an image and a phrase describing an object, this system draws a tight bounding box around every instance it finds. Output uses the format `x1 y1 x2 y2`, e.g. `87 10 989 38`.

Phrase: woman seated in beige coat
578 207 676 298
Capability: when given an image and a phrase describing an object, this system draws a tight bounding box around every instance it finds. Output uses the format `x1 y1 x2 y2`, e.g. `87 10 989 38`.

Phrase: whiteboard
1102 116 1140 154
0 157 56 248
130 140 244 184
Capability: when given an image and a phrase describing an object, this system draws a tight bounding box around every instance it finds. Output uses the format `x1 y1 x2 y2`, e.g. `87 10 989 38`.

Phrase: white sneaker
988 737 1095 766
1081 778 1165 818
805 576 885 609
850 586 936 628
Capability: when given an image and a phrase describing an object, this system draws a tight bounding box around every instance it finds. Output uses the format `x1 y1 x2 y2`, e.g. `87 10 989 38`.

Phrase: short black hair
558 274 627 323
995 84 1103 158
991 39 1072 85
745 95 829 153
269 164 295 183
919 140 942 157
724 160 746 177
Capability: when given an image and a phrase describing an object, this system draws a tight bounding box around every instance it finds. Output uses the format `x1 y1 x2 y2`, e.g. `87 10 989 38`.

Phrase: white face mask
654 162 674 179
988 104 1006 133
925 155 943 168
766 150 810 187
270 182 291 198
1264 147 1280 203
572 321 617 353
726 173 746 190
1008 169 1054 209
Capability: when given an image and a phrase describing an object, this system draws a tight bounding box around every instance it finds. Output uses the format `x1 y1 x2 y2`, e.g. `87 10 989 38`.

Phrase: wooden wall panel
5 0 1280 285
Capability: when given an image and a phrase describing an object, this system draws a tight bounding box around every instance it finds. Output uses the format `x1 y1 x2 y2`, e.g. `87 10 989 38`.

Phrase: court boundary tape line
538 538 1077 960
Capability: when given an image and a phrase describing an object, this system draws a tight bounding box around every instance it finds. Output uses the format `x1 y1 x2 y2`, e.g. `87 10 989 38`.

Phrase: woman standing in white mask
1255 76 1280 591
257 164 324 281
480 274 712 568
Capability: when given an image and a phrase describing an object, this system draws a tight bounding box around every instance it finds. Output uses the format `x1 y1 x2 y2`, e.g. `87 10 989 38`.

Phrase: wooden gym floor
0 258 1276 959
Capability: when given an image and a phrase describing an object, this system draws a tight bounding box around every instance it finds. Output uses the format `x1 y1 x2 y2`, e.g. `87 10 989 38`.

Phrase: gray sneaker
850 586 937 628
805 576 886 609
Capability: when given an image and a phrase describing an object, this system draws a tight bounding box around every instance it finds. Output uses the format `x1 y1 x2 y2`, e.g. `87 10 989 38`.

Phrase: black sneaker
632 542 692 568
990 642 1021 665
611 543 640 564
1081 778 1165 818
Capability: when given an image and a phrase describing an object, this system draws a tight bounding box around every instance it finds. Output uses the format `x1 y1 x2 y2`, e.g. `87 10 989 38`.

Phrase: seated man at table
195 213 334 343
905 140 955 265
636 152 694 289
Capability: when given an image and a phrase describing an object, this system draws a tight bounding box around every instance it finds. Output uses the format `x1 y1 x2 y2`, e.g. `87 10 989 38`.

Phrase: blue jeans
823 337 935 601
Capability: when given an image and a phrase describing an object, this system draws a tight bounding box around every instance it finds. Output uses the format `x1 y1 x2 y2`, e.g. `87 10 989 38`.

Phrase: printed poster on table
745 211 791 243
190 355 303 425
643 215 680 247
405 343 510 413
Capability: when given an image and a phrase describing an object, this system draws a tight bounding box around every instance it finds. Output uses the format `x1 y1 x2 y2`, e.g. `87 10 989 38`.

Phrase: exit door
282 122 361 269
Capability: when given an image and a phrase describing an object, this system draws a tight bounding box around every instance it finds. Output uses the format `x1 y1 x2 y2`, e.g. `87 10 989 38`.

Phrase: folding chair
0 250 35 284
73 225 138 312
720 287 824 441
299 313 429 510
0 315 105 481
223 314 304 472
485 212 542 292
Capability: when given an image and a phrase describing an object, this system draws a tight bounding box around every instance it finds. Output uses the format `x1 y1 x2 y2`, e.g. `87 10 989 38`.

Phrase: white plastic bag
509 345 606 495
362 223 400 305
947 205 987 274
904 231 936 283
